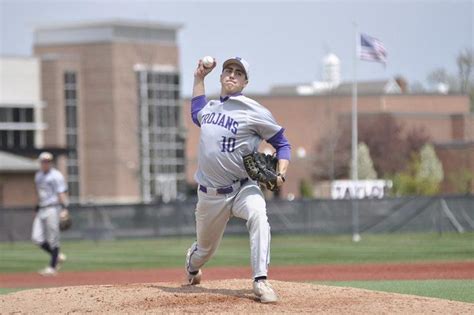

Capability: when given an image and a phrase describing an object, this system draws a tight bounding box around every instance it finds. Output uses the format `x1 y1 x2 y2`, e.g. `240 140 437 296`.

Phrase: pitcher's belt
199 178 248 195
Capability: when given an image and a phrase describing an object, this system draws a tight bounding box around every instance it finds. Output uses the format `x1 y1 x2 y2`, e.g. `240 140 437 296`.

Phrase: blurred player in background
32 152 69 276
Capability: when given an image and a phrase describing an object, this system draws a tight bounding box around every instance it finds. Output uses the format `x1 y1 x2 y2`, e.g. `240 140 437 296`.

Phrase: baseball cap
38 152 53 161
222 57 250 80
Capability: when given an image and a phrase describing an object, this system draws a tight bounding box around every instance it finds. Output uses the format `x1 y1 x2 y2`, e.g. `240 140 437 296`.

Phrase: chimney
394 76 408 93
451 114 465 140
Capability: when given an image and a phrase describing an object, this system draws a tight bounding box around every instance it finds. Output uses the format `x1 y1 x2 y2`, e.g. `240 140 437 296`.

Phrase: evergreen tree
352 143 377 179
416 144 444 194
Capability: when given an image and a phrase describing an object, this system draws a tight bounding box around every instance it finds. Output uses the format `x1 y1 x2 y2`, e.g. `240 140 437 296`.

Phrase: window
66 107 77 128
25 108 34 122
0 130 8 147
136 70 184 203
63 71 80 201
0 107 34 123
66 134 77 147
12 131 20 146
65 89 77 100
26 130 34 147
64 72 76 84
0 108 34 123
12 108 20 122
0 108 9 122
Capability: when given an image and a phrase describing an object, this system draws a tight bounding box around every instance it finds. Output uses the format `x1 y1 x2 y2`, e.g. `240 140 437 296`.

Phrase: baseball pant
188 181 271 278
31 206 60 248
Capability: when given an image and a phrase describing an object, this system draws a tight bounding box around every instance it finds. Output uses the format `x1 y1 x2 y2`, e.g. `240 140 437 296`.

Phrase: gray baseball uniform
187 94 287 279
31 168 67 248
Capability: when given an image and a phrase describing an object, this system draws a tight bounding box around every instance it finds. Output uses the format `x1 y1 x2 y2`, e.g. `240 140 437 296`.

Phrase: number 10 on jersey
221 136 236 152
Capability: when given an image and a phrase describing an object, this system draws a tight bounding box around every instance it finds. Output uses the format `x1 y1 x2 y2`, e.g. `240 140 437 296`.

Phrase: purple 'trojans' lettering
224 116 234 129
231 121 239 135
201 112 239 135
212 113 222 124
207 113 215 123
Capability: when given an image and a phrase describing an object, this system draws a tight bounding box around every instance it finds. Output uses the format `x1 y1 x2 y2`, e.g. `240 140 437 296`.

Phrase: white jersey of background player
185 57 291 303
31 152 69 276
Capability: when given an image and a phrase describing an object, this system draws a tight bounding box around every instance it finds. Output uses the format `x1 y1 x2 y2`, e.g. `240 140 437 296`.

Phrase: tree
470 89 474 112
299 179 314 199
392 144 444 196
351 142 377 179
457 49 474 112
357 114 405 175
410 81 426 93
313 127 350 180
425 48 474 112
405 126 431 158
314 114 430 180
416 144 444 195
449 168 474 194
427 68 449 85
357 114 430 175
457 48 473 94
426 68 458 92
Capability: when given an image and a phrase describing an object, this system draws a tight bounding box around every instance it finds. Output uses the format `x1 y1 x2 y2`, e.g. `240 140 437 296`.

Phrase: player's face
220 64 248 95
40 160 52 172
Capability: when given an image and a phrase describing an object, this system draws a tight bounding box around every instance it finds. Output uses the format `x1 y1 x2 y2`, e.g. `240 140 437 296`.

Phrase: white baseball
202 56 214 68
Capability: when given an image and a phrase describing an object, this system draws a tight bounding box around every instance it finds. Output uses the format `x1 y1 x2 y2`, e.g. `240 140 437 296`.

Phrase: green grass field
1 233 472 273
0 288 22 295
1 232 473 302
314 280 474 303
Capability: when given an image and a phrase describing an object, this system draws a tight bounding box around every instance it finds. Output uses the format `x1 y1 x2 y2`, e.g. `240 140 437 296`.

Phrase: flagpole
352 22 358 183
351 22 361 242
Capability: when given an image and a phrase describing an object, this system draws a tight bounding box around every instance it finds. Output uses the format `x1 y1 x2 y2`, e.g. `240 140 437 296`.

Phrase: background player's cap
222 57 250 80
38 152 53 161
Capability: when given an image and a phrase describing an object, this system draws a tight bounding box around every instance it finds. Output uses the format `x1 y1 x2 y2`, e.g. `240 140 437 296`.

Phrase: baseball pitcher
32 152 70 276
185 57 291 303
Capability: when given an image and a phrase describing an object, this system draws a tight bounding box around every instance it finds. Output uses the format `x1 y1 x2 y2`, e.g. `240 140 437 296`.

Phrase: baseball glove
243 152 279 191
59 210 72 231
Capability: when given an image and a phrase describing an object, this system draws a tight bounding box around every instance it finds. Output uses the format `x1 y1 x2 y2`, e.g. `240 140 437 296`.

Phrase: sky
0 0 472 96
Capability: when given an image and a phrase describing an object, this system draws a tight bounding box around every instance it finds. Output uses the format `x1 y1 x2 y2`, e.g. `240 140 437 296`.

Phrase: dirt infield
2 279 473 314
1 261 473 288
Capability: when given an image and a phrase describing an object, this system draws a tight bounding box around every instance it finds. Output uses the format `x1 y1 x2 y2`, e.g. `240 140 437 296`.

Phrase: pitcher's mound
1 279 472 314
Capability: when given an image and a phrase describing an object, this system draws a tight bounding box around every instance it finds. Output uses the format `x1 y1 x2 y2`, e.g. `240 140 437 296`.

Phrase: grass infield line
0 288 25 295
313 279 474 303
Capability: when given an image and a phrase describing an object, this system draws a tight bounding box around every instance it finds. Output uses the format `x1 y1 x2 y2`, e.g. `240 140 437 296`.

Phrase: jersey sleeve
248 107 283 141
191 95 208 127
54 171 68 194
267 128 292 160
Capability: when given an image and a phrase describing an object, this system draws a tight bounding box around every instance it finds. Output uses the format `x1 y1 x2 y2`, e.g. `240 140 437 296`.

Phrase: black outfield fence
1 195 472 242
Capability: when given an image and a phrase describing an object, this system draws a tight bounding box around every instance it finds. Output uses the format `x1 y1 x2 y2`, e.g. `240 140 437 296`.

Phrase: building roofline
245 92 469 99
35 19 183 32
0 55 38 60
0 151 38 172
338 111 472 118
182 92 471 101
434 141 474 149
34 19 182 47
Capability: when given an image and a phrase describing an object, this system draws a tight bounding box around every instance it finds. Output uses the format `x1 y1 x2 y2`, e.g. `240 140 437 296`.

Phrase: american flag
360 33 387 64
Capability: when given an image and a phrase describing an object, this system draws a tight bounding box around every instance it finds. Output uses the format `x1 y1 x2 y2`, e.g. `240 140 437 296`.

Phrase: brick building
34 20 185 204
0 56 45 206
